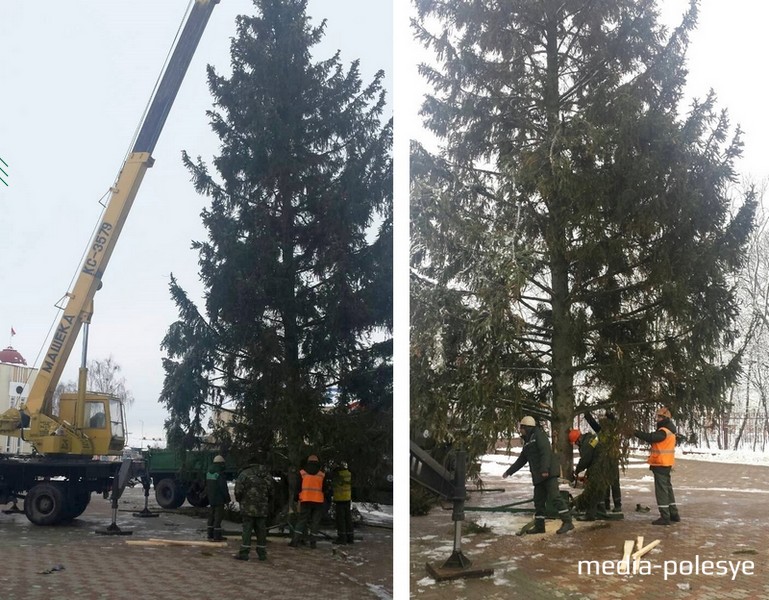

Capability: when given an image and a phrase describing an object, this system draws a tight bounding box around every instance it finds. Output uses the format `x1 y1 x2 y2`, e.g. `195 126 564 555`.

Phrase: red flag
10 327 15 336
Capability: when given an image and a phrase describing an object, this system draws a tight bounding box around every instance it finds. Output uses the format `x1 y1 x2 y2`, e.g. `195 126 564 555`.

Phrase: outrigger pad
426 562 494 582
95 523 133 536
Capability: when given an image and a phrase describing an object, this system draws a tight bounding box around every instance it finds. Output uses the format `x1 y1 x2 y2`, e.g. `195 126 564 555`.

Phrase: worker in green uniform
332 462 354 544
206 455 231 541
585 410 622 512
233 459 274 561
503 416 574 534
569 429 608 521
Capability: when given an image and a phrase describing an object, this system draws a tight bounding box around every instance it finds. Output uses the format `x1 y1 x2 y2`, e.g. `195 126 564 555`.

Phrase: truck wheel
186 482 209 508
155 478 185 509
62 489 91 521
25 483 66 526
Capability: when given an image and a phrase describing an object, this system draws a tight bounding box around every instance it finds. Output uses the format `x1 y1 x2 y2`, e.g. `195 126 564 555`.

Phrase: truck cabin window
85 402 106 429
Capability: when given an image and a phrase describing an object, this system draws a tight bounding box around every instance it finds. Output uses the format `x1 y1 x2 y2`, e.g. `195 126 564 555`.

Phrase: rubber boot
556 520 574 534
234 547 250 561
256 546 267 561
652 507 671 525
332 536 347 545
526 519 546 534
346 534 354 544
206 526 214 541
669 504 680 522
212 528 224 541
288 534 299 547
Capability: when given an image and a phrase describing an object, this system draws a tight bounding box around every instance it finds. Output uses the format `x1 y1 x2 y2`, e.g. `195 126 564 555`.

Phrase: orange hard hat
568 429 581 445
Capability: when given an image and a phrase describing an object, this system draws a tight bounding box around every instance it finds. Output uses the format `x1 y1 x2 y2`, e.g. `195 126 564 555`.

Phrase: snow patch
366 583 393 599
679 486 769 494
678 445 769 466
355 502 392 528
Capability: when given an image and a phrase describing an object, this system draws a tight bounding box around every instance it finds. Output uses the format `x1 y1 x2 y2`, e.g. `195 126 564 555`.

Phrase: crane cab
58 393 126 456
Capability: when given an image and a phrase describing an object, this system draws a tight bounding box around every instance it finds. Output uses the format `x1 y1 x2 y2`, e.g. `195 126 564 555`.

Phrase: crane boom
2 0 219 457
23 0 219 417
0 1 220 528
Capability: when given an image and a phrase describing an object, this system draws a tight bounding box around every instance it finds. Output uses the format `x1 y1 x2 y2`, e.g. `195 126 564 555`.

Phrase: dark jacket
206 463 231 506
634 417 677 444
503 426 560 485
574 432 601 476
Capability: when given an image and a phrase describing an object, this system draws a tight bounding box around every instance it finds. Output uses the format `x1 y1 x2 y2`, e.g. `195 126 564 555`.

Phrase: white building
0 346 35 454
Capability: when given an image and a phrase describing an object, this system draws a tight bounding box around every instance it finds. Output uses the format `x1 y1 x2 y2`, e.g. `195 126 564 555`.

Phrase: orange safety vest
299 469 325 503
648 426 675 467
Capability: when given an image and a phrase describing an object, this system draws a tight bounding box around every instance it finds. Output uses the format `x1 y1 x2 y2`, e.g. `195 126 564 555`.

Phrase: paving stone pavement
411 455 769 599
0 486 392 600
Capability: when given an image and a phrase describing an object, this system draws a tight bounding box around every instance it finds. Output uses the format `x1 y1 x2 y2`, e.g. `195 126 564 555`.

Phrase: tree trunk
543 6 575 478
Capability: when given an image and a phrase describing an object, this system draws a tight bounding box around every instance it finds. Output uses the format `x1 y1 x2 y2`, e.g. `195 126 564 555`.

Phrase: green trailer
143 448 238 509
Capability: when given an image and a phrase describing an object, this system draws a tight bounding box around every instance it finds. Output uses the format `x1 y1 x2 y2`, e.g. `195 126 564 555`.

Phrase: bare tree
711 181 769 450
54 356 134 412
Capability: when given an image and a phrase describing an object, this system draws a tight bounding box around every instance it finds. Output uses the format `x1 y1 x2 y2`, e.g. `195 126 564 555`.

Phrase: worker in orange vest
634 407 680 526
289 454 326 549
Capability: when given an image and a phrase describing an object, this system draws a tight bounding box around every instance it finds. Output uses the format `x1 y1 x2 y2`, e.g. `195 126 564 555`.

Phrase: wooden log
149 538 228 546
631 539 660 561
125 539 228 547
621 540 634 572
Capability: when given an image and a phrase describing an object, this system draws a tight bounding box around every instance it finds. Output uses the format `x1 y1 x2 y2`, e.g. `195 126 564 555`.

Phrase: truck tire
186 481 209 508
155 477 185 509
25 483 66 526
62 488 91 521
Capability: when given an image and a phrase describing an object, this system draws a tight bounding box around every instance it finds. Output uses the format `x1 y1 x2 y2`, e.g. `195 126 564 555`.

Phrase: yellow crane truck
0 0 219 525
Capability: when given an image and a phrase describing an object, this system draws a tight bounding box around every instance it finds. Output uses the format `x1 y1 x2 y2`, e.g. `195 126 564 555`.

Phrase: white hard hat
213 455 226 464
519 416 536 427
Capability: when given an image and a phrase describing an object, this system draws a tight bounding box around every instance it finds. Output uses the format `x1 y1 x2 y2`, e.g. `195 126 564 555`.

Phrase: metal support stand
95 476 133 535
133 478 159 518
414 446 494 582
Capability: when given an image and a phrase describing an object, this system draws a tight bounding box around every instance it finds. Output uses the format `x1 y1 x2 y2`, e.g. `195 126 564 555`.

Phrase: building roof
0 346 27 365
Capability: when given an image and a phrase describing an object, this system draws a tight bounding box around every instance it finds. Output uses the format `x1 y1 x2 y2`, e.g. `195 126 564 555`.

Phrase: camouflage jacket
234 464 274 517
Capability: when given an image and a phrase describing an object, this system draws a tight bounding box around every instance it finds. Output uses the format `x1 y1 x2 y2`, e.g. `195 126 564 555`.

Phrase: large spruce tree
411 0 755 472
160 0 392 495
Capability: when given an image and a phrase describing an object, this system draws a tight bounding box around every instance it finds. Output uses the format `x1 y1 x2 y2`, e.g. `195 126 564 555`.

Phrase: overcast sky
408 0 769 186
0 0 392 448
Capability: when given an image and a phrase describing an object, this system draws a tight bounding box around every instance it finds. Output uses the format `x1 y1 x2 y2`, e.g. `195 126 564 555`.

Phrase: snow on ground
355 502 393 528
677 445 769 466
463 509 531 537
365 583 392 599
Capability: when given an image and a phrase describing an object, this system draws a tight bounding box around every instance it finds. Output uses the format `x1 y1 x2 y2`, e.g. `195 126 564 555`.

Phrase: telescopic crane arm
0 0 219 454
